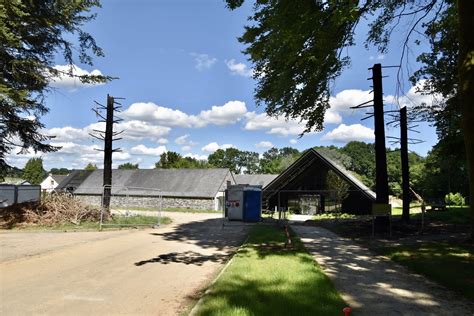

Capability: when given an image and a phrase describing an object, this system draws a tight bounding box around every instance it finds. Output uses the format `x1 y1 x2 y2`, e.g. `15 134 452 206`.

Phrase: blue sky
8 0 440 170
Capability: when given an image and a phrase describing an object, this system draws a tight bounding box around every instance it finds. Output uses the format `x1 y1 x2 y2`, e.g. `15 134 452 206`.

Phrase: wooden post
372 64 389 204
400 107 410 222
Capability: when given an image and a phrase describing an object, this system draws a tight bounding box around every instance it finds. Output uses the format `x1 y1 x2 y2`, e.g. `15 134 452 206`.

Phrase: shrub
444 192 465 206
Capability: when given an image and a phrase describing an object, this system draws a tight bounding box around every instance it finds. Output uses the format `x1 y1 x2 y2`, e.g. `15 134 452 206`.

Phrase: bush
445 192 465 206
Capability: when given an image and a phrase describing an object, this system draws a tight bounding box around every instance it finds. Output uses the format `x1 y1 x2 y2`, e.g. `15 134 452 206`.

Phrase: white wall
40 175 58 192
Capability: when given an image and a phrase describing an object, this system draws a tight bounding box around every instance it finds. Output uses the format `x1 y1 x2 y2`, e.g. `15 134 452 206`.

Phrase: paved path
0 213 250 316
292 225 474 316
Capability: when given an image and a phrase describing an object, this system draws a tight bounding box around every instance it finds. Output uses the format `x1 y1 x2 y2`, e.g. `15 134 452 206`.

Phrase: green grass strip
374 242 474 300
7 216 172 231
193 224 346 316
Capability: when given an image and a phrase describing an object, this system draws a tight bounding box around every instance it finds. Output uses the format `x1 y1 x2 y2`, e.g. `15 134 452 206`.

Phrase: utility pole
372 64 389 204
89 94 124 212
400 106 410 222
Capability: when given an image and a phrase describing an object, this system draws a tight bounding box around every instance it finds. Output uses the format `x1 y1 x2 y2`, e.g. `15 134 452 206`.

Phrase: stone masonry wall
76 194 215 210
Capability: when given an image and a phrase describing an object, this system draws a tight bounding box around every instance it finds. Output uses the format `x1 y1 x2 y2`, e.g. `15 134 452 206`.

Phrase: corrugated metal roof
51 175 68 184
55 170 94 192
234 174 278 188
73 169 231 198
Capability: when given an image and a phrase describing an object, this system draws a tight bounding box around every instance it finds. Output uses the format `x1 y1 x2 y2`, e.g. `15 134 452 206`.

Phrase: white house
40 174 68 193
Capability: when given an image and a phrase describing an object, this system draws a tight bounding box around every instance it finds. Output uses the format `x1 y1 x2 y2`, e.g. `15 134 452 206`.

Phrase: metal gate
99 185 162 230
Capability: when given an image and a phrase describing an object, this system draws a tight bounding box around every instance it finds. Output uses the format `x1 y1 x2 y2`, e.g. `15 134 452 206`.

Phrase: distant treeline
4 140 467 200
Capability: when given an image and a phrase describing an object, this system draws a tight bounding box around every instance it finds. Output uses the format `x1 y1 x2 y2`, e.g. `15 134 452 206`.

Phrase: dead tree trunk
400 106 410 222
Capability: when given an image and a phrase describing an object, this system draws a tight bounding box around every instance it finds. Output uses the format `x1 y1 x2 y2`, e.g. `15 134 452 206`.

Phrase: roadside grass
113 206 219 213
6 215 172 231
373 242 474 300
312 212 357 220
411 206 469 224
193 224 346 316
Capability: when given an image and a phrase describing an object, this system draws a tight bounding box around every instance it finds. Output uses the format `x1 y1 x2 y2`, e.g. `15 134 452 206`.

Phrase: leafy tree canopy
118 162 139 170
208 148 243 174
155 151 210 169
259 147 301 174
23 157 46 184
1 0 113 172
50 167 70 175
226 0 445 134
84 163 97 171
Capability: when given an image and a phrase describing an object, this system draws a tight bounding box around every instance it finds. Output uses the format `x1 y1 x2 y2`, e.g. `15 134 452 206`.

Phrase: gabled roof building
262 149 376 215
40 174 69 192
65 168 235 211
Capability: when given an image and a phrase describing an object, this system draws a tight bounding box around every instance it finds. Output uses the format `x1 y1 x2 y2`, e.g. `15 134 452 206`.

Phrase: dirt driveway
0 212 250 316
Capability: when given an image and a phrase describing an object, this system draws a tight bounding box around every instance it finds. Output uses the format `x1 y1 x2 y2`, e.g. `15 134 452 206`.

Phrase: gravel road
0 212 250 316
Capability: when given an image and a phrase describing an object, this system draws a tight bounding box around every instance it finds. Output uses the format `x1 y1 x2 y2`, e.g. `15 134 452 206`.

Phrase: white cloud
117 121 171 141
49 142 101 155
385 80 443 109
130 144 167 156
369 54 385 60
184 153 208 160
157 138 168 144
324 108 343 124
112 152 132 161
47 120 170 143
175 135 190 145
255 141 273 149
49 64 105 90
244 112 307 136
199 100 247 125
123 101 248 128
46 126 88 142
225 59 253 77
244 107 340 137
322 124 374 143
329 89 373 114
201 142 235 153
181 146 192 152
123 102 202 128
190 53 217 71
289 139 298 145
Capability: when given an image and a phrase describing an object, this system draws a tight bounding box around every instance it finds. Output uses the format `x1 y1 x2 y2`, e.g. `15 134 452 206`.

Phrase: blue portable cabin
242 186 262 222
225 184 262 222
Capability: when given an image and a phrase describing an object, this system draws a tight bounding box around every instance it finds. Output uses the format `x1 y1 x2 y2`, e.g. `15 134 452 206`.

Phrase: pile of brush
0 194 101 228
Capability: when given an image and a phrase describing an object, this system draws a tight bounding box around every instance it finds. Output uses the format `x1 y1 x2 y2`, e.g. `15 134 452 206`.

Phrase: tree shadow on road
134 251 231 266
150 218 252 251
134 218 251 266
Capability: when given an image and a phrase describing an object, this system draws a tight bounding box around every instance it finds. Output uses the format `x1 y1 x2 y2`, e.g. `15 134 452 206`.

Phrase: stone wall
75 194 215 210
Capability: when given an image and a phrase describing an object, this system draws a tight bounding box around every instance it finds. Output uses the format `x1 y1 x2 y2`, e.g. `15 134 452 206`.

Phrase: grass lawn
6 215 172 231
411 206 470 224
373 242 474 300
193 224 346 316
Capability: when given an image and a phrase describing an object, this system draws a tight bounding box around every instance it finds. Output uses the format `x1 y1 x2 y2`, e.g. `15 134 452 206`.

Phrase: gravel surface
0 212 249 316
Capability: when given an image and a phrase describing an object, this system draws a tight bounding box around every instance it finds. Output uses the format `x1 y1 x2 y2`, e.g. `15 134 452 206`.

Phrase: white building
40 174 68 193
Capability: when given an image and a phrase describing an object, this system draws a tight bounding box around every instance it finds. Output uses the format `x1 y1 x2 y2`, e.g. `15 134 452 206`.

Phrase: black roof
264 148 376 200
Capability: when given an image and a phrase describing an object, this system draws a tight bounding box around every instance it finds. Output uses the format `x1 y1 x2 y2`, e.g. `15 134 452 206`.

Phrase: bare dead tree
89 94 124 213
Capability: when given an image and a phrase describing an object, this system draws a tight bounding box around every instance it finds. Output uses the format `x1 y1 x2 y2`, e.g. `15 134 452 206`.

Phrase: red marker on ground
343 306 352 316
